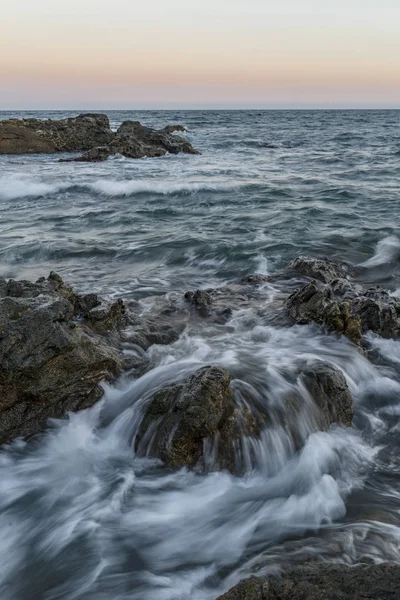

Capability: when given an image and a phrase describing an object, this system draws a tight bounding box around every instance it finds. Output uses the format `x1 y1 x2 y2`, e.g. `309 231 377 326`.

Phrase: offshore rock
135 366 260 473
62 119 199 161
0 113 113 154
216 563 400 600
286 257 400 343
0 114 200 159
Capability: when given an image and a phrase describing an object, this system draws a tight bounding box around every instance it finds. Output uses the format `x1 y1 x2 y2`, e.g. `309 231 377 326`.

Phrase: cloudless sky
1 0 400 108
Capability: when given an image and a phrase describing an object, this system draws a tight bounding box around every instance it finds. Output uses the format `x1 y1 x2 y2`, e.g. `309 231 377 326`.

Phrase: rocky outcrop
135 366 262 472
286 256 400 343
301 362 354 428
0 113 199 159
287 255 351 283
64 120 199 162
216 563 400 599
0 272 186 443
0 273 126 442
0 113 113 154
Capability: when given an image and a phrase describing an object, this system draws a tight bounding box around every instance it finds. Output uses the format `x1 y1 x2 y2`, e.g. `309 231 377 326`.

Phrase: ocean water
0 110 400 599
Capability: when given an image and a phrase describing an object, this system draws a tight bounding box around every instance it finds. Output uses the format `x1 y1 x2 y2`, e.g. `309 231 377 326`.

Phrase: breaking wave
359 236 400 268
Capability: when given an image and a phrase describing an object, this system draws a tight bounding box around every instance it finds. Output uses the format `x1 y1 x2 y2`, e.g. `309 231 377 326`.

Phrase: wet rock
285 260 400 343
216 563 400 600
0 282 123 442
135 366 257 472
301 362 354 428
0 272 184 443
0 114 200 160
287 255 350 283
0 113 113 154
64 119 200 162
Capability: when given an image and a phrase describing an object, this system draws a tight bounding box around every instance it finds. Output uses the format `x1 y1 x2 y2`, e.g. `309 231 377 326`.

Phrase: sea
0 110 399 599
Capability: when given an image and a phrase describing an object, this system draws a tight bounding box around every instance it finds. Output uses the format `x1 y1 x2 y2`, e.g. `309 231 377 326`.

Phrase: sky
1 0 400 109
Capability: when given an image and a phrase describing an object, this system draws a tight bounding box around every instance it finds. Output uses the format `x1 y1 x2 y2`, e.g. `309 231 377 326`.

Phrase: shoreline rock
0 114 200 160
286 256 400 343
216 563 400 599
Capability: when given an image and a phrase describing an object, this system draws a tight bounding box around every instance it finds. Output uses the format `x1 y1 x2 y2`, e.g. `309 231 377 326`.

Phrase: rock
287 255 350 283
0 277 123 442
286 259 400 343
216 563 400 600
0 272 185 443
0 114 200 160
301 362 354 427
61 119 200 161
0 113 113 154
163 124 187 134
135 366 260 472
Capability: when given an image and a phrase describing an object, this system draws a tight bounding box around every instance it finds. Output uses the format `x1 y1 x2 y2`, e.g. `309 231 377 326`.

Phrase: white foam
359 236 400 268
88 179 240 197
0 176 67 201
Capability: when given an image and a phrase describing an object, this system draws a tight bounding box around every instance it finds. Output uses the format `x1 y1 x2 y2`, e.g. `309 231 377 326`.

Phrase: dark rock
301 362 354 427
0 113 113 154
0 284 123 442
287 255 350 284
63 119 200 162
0 272 183 443
286 268 400 343
135 366 260 472
216 563 400 600
0 114 200 160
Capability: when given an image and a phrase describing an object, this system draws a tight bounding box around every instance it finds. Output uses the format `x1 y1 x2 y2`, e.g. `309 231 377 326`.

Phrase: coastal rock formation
135 366 263 472
0 113 113 154
135 361 354 473
0 273 125 442
216 563 400 600
65 120 199 162
301 362 354 428
287 255 351 284
286 256 400 343
0 113 199 159
0 272 185 443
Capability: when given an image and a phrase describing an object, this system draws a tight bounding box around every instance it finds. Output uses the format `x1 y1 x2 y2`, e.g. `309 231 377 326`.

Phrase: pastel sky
1 0 400 108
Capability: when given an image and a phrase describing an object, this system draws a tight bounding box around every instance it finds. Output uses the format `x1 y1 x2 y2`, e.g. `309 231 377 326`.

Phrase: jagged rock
0 114 200 160
135 366 260 472
301 362 354 427
0 272 184 443
287 255 350 283
61 119 200 161
286 259 400 343
216 563 400 600
0 113 113 154
0 277 123 442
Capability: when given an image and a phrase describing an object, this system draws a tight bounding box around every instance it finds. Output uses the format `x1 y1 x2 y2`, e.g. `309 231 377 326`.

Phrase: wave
88 179 247 197
359 236 400 268
0 177 69 201
0 176 250 201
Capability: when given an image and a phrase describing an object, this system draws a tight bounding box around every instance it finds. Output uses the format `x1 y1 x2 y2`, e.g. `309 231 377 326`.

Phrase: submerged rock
0 114 200 159
135 366 262 472
216 563 400 599
286 257 400 343
301 362 354 428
